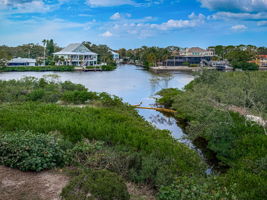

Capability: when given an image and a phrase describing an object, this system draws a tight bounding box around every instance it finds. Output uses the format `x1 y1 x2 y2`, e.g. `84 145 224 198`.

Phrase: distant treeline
116 45 267 68
0 40 117 66
1 42 267 68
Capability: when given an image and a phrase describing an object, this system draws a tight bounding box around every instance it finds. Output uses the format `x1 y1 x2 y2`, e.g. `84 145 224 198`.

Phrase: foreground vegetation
157 71 267 200
0 77 206 199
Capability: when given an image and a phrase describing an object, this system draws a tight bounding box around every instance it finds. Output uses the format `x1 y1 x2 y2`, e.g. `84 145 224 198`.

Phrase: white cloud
151 13 206 30
110 12 121 20
104 13 206 39
0 0 58 13
211 12 267 20
199 0 267 13
101 31 113 37
231 24 248 31
86 0 136 7
257 21 267 26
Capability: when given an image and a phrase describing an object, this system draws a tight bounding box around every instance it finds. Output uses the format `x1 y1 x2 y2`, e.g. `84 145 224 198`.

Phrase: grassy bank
156 71 267 200
86 64 117 71
0 66 75 72
0 77 206 199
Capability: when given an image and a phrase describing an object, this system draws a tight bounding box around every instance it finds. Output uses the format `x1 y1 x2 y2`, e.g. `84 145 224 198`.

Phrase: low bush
101 65 117 71
157 176 238 200
156 70 267 200
156 88 182 108
232 62 259 71
0 103 206 178
70 139 176 187
190 64 198 67
0 78 125 106
62 90 99 104
0 131 71 171
61 169 130 200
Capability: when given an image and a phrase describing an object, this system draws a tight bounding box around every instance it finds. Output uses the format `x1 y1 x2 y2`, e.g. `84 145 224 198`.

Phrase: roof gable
61 43 91 53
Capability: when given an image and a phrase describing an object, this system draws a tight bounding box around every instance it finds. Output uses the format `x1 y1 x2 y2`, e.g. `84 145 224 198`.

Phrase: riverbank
156 70 267 200
150 66 208 72
0 65 117 72
0 66 75 72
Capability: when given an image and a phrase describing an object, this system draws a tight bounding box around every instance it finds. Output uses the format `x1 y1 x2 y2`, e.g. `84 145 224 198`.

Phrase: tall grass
0 102 205 176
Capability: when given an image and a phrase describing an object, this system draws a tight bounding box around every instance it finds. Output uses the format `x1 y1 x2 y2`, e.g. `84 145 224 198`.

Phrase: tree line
1 41 266 68
0 40 117 66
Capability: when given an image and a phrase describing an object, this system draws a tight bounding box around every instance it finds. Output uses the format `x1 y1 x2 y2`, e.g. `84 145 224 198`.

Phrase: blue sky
0 0 266 49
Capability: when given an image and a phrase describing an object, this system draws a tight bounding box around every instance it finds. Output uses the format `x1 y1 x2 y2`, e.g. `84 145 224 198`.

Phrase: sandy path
0 166 69 200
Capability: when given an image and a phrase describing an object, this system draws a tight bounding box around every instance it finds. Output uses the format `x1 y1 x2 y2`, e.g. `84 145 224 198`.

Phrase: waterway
0 65 194 146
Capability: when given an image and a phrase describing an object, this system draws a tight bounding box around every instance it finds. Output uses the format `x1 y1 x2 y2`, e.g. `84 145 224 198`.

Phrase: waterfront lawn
156 70 267 200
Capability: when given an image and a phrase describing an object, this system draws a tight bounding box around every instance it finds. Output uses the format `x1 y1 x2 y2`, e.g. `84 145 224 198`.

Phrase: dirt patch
0 166 69 200
127 182 156 200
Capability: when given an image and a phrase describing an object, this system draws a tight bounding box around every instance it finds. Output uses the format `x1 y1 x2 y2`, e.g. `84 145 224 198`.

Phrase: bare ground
0 166 155 200
0 166 69 200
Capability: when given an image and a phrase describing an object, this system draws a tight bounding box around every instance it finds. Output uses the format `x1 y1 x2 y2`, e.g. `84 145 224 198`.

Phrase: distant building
179 47 214 57
110 50 120 61
53 43 97 66
163 47 215 66
250 55 267 67
7 58 36 67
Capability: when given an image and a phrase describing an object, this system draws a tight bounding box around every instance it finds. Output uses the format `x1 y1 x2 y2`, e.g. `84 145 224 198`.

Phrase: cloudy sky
0 0 266 48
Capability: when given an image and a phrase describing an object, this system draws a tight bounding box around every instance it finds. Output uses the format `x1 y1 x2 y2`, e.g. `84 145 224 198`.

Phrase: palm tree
42 39 47 66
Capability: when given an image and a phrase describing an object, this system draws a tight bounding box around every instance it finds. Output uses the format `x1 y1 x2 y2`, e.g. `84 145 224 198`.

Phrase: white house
53 43 98 66
7 58 36 67
110 50 120 61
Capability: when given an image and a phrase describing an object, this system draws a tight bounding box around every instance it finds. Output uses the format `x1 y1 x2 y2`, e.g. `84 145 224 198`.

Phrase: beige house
179 47 214 57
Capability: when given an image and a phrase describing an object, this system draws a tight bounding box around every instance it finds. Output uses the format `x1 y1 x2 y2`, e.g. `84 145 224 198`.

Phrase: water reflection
0 65 194 145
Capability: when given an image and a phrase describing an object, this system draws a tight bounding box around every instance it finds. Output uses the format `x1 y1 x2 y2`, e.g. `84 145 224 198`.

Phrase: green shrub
62 90 98 104
61 169 130 200
232 62 259 71
70 140 176 187
157 176 238 200
27 89 45 101
156 88 182 108
0 131 71 171
190 64 198 67
101 65 117 71
0 103 206 178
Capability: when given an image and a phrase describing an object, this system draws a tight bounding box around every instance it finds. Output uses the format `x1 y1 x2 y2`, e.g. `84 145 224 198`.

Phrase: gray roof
8 58 36 63
110 50 119 55
54 43 97 56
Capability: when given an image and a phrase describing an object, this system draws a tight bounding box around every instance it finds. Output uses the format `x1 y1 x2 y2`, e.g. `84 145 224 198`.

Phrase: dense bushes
69 140 177 187
0 77 208 198
0 66 75 72
0 103 205 176
232 62 259 71
61 169 130 200
0 78 124 106
101 64 117 71
0 131 70 171
156 88 182 108
158 176 238 200
156 70 267 200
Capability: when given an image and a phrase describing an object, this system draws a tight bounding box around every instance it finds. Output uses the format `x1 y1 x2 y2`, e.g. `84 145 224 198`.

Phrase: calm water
0 65 194 145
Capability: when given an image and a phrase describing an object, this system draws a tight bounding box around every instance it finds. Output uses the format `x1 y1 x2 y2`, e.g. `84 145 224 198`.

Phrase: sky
0 0 267 49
